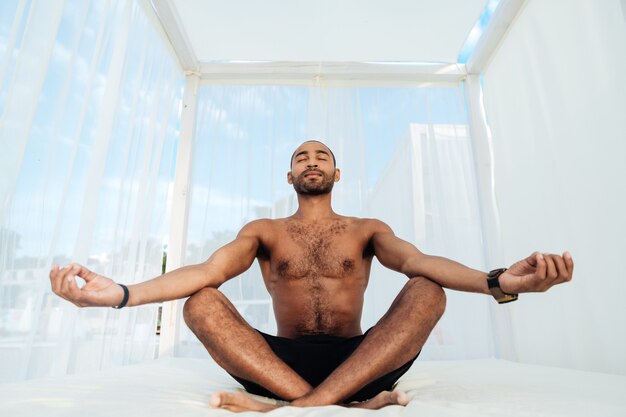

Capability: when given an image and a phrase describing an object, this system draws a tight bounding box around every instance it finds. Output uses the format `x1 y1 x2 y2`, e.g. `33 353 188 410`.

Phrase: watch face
488 268 508 279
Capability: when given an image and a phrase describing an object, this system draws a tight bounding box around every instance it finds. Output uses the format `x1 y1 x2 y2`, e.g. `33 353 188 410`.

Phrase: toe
392 390 409 406
209 392 223 408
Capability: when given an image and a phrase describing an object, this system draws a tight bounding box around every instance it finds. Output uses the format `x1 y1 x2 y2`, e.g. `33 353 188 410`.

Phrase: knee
408 276 446 318
182 287 223 330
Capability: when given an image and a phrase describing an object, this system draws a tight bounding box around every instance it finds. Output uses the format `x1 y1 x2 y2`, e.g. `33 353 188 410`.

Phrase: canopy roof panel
167 0 487 64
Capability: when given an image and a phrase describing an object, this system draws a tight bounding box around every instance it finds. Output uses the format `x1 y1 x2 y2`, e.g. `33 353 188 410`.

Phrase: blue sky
1 0 499 261
458 0 500 63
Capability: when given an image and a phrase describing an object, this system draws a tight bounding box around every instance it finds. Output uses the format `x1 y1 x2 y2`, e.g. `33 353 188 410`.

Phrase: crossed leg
182 287 312 401
183 276 446 412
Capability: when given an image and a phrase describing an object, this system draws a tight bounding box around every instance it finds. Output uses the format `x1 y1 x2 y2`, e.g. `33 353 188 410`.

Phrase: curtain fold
0 0 184 383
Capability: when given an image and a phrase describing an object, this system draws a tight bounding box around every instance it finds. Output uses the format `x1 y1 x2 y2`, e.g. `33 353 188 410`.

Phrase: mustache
302 169 324 176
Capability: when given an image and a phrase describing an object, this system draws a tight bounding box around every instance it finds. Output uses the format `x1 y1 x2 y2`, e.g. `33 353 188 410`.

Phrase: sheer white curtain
174 83 494 361
0 0 183 382
482 0 626 374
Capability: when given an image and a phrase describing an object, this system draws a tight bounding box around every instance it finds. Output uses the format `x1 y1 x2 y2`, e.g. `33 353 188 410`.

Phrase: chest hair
283 219 353 278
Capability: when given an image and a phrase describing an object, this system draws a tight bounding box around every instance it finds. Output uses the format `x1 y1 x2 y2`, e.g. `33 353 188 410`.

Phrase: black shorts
229 329 419 403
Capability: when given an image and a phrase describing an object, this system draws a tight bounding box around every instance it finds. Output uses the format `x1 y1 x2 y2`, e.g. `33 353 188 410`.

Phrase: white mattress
1 357 625 417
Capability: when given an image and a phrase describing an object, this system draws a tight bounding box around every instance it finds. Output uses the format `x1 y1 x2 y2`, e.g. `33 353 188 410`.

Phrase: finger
534 253 547 280
66 274 84 305
50 264 61 293
73 264 95 282
60 264 80 297
526 251 540 267
59 267 73 296
53 264 73 295
552 255 570 283
564 251 574 280
544 255 558 283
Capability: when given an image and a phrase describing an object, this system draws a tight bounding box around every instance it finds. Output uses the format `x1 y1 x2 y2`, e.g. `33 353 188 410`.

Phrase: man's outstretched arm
50 221 264 308
370 220 573 295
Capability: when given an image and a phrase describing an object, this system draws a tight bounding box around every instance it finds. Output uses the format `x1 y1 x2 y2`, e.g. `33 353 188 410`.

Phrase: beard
292 170 335 195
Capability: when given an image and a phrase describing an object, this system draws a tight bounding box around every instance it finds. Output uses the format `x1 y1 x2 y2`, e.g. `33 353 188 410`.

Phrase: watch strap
487 268 518 304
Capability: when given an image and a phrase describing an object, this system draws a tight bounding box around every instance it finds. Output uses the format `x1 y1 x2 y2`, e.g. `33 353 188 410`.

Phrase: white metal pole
463 0 528 363
466 0 527 74
465 75 502 268
149 0 198 71
158 73 199 357
465 74 517 361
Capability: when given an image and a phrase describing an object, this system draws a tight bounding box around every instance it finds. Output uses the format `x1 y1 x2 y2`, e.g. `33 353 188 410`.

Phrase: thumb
72 264 98 282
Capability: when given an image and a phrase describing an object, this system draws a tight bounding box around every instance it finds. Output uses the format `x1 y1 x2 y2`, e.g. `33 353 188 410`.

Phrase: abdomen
270 278 365 338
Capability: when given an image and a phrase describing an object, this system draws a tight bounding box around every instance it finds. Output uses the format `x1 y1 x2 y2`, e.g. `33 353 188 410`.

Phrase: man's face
288 141 340 196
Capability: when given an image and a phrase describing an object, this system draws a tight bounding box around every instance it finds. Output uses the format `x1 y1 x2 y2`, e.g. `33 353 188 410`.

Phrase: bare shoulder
237 218 280 238
351 217 394 235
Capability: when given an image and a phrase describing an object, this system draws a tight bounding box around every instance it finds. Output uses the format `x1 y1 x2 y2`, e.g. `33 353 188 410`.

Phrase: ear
334 168 341 182
287 171 293 184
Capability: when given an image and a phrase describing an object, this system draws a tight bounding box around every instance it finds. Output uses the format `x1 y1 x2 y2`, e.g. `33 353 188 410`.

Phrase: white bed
1 357 625 417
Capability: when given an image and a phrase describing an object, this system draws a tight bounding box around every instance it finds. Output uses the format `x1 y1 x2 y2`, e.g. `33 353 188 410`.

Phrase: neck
293 192 336 221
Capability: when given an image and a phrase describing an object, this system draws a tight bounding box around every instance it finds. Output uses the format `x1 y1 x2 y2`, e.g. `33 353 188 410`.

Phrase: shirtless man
50 140 574 412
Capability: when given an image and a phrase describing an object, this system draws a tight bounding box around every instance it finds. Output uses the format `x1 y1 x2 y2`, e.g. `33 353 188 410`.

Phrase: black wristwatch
487 268 518 304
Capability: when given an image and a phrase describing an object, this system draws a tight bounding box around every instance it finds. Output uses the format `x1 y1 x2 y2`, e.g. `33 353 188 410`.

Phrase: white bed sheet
1 357 624 417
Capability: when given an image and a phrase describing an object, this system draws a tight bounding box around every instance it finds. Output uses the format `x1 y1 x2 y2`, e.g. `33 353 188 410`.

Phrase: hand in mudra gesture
499 251 574 294
49 264 124 307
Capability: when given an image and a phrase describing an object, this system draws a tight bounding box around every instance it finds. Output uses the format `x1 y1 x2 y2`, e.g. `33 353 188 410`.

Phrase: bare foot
209 391 280 413
209 389 408 412
349 390 409 409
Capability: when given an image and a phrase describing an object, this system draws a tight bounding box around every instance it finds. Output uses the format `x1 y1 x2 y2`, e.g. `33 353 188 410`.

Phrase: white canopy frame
150 0 528 357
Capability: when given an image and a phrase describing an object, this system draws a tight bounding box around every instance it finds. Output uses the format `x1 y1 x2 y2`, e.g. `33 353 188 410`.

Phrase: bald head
290 140 336 168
